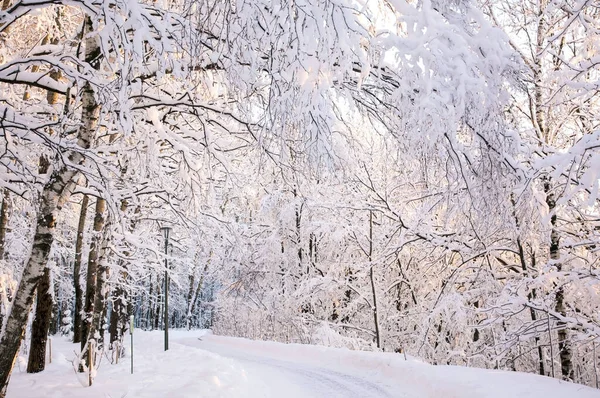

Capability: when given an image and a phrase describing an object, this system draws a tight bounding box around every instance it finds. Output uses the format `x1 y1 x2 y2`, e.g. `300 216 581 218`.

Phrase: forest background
0 0 599 395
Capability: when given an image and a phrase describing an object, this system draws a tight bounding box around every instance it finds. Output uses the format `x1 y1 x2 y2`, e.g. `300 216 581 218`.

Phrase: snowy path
177 336 395 398
6 331 600 398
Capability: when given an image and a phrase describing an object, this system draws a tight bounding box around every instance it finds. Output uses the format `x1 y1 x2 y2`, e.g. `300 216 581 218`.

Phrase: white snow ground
6 330 600 398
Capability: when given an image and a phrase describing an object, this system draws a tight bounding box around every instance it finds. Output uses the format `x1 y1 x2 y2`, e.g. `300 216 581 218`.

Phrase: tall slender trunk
0 190 10 261
97 286 109 348
49 273 60 335
154 279 162 330
81 223 110 381
147 277 154 329
532 1 572 381
185 265 196 330
189 261 210 328
368 210 381 349
73 195 89 343
109 199 133 345
91 248 110 349
0 190 10 328
80 197 106 368
511 195 545 375
26 268 53 373
545 180 573 380
27 64 61 365
108 282 127 348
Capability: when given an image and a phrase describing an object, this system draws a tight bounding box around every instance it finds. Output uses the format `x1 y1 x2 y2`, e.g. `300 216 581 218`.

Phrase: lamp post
160 226 171 351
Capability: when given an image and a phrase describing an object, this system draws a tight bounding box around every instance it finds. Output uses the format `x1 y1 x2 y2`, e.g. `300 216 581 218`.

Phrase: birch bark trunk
0 190 10 328
80 197 106 369
0 14 101 396
73 195 89 343
26 268 52 373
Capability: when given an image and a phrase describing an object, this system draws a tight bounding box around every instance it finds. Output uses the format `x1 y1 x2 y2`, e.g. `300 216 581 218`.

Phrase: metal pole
164 232 169 351
130 315 134 374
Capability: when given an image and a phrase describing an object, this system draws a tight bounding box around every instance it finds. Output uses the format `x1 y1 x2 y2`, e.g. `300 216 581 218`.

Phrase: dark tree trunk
186 267 196 329
109 284 128 348
49 275 60 335
0 190 10 261
80 197 106 369
26 268 53 373
73 195 89 343
368 211 381 349
23 152 54 375
189 262 209 329
109 199 132 345
147 276 154 329
153 277 162 330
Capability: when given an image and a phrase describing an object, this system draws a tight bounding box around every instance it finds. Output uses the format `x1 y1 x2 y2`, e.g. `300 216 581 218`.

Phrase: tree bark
0 189 10 328
147 276 154 329
511 195 545 375
185 265 196 330
108 283 127 348
368 210 381 349
0 190 10 261
545 180 573 381
90 248 110 350
80 197 106 369
153 278 162 330
26 268 53 373
532 1 573 381
109 200 133 346
73 194 89 343
49 274 60 335
189 261 210 328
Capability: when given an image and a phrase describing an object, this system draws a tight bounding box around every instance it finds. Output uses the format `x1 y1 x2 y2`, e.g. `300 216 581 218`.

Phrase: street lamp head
160 226 172 240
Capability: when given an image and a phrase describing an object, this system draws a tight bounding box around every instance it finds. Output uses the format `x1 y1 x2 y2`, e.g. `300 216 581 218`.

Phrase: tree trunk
80 197 106 369
109 283 128 349
368 210 381 349
0 189 10 328
109 199 133 345
26 268 53 373
82 223 110 372
185 265 196 330
147 276 154 329
97 287 109 348
532 1 573 381
511 195 545 375
25 29 63 369
73 195 89 343
545 180 573 381
188 259 210 329
154 278 162 330
0 190 10 261
49 269 60 335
